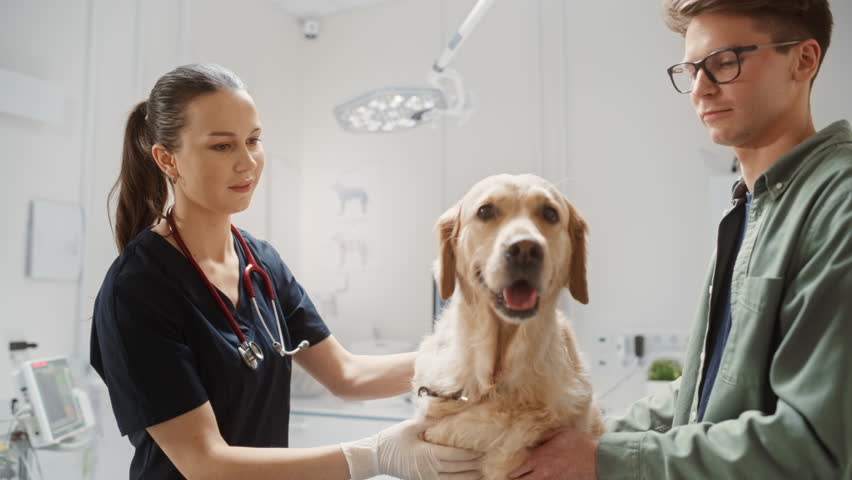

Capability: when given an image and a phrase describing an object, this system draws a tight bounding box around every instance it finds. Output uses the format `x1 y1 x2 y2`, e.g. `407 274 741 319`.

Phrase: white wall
1 0 304 477
292 0 852 412
293 0 585 345
1 0 304 367
293 0 443 345
294 0 707 354
560 0 852 406
813 0 852 127
1 0 850 476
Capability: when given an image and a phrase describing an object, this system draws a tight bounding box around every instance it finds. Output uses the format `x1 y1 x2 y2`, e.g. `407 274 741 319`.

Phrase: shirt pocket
720 276 785 385
740 276 785 314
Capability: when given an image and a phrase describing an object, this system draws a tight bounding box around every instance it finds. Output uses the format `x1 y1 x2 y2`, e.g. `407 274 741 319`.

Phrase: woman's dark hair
109 63 246 251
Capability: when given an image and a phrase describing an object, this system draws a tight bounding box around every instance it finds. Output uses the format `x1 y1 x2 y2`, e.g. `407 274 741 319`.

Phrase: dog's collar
417 386 469 402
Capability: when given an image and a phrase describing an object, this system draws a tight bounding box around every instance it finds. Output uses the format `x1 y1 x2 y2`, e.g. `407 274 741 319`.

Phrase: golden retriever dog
413 174 604 478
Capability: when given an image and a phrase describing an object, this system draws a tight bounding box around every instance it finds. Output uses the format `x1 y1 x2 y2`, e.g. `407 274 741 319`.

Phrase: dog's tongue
503 281 538 311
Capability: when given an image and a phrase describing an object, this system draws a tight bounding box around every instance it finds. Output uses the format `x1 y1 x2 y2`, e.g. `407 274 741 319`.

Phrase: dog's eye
477 204 497 221
542 206 559 223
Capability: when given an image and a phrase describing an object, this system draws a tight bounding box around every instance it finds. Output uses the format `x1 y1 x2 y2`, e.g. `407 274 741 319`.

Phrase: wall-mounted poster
27 199 84 281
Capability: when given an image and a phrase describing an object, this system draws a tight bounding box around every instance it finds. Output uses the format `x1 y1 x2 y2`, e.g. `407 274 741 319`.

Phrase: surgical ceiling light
334 0 496 134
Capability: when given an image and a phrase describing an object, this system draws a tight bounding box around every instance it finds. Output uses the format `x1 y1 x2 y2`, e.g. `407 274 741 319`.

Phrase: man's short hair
663 0 834 81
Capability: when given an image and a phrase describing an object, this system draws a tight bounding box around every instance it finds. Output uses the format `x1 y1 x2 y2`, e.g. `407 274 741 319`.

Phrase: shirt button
775 182 784 190
700 351 706 362
708 285 713 295
690 411 698 422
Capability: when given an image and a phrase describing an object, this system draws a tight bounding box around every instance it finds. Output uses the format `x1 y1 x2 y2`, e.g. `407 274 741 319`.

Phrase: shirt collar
730 177 749 206
755 120 852 200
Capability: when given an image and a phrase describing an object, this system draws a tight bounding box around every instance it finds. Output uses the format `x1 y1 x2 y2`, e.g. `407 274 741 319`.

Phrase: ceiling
270 0 396 18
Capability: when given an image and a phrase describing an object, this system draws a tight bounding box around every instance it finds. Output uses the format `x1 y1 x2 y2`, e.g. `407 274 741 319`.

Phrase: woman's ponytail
109 101 168 252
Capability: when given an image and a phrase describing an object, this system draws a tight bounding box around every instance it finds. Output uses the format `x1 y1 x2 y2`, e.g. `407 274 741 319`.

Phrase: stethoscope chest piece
238 341 264 369
165 206 310 370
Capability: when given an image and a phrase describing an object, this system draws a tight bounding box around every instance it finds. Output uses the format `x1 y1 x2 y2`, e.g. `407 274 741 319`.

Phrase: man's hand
508 427 599 480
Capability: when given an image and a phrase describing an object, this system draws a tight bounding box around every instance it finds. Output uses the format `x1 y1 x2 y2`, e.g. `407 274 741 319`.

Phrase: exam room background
1 0 851 476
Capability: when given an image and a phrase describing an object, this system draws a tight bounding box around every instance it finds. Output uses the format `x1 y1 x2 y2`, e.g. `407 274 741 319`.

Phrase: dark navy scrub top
90 227 330 479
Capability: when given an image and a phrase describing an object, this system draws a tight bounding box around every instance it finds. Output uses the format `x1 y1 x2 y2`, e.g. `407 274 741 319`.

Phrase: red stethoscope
166 207 309 369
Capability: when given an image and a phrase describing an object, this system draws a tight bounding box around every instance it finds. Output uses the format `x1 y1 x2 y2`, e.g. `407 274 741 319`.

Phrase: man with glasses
509 1 850 479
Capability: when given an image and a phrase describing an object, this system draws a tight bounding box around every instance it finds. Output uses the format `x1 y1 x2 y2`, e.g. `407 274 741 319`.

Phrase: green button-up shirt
596 120 852 479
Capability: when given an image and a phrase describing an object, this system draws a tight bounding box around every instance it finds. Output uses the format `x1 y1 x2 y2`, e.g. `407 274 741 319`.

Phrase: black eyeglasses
666 41 802 94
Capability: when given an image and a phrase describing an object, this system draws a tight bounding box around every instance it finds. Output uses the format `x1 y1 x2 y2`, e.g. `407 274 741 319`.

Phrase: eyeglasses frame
666 40 803 94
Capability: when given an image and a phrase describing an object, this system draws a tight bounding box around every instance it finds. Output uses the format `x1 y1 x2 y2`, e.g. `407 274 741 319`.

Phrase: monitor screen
27 358 85 441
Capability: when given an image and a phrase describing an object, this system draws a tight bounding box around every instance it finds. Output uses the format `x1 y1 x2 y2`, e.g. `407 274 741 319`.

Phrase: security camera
302 18 320 39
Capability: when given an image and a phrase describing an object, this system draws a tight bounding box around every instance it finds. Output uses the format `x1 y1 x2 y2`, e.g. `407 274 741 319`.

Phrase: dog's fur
413 174 604 478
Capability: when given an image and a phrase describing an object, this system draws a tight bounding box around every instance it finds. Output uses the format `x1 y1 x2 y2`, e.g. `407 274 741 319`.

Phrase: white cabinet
290 412 400 446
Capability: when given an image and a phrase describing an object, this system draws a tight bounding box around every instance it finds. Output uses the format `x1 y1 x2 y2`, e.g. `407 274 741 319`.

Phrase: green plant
647 358 683 381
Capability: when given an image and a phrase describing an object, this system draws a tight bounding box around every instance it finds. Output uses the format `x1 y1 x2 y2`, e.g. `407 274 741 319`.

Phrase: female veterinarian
90 63 481 480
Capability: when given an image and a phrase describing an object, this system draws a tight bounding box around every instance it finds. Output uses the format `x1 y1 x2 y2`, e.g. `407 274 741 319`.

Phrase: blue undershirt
698 192 752 421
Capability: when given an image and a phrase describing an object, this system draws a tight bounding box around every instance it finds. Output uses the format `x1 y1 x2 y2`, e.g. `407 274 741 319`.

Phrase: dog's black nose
505 239 543 267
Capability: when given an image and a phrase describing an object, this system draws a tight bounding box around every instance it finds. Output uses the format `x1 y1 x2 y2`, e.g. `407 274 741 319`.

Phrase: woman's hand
341 417 483 480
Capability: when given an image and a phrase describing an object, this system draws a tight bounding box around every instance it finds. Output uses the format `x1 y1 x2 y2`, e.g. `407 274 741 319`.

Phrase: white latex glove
340 417 482 480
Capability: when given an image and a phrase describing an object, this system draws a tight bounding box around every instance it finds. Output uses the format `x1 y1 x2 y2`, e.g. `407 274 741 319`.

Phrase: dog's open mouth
495 280 540 319
476 268 541 319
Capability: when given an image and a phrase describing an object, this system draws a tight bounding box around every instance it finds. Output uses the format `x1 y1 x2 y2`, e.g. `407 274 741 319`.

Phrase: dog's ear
434 203 460 300
564 201 589 304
